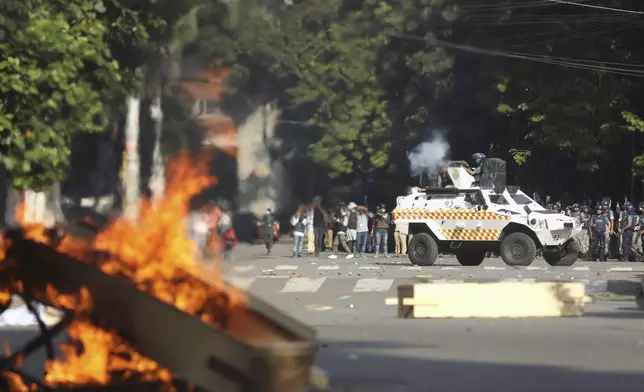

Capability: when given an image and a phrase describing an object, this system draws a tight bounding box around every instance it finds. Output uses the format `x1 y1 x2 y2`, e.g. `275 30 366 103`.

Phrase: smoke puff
407 133 450 177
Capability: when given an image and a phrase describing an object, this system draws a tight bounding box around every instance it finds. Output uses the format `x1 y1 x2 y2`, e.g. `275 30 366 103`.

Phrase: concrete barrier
386 282 592 319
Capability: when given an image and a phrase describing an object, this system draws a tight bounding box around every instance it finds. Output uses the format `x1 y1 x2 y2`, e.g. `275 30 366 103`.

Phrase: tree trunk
123 95 141 222
149 91 165 200
4 183 63 228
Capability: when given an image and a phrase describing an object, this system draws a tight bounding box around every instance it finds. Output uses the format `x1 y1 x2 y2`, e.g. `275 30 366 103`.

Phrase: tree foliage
0 0 208 190
0 1 121 190
5 0 644 199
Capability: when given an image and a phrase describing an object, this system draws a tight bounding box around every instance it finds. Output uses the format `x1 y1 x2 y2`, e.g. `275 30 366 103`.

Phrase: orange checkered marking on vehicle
440 229 501 241
392 208 509 221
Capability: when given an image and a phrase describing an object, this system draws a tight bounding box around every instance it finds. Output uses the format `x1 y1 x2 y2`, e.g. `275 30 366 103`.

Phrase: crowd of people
257 199 409 259
186 190 644 264
552 198 643 262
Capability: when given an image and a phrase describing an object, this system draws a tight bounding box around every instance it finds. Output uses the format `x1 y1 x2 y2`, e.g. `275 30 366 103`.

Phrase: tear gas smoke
407 133 450 177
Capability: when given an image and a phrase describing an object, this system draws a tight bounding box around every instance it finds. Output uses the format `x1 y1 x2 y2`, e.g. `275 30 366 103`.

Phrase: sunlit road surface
2 301 643 392
308 301 644 392
226 243 644 392
222 243 644 298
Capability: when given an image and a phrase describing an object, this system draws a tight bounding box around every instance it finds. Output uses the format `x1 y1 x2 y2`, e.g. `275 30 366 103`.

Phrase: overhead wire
546 0 644 15
389 32 644 77
459 0 595 11
508 21 644 47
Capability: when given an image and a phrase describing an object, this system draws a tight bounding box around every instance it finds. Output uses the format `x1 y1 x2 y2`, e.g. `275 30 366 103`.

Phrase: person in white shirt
290 205 308 258
188 205 211 260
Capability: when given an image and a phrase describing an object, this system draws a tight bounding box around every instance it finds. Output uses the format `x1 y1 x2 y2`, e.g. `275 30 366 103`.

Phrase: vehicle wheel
408 233 439 266
455 250 486 266
543 240 579 267
500 232 537 266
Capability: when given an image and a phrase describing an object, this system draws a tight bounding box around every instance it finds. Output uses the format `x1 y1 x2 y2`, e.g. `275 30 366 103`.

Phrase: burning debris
0 154 317 391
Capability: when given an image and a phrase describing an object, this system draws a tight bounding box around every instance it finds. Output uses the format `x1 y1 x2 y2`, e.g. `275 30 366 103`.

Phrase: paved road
222 243 644 297
2 242 644 391
226 243 644 391
311 301 644 391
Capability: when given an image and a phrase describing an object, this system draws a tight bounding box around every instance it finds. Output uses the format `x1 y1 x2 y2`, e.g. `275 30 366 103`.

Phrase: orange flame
0 153 247 388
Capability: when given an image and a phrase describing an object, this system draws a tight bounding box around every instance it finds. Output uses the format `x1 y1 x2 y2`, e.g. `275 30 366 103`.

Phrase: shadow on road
585 306 644 319
315 339 644 392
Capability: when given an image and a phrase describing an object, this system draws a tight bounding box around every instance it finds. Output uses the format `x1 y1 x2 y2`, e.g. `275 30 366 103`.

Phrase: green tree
0 1 121 190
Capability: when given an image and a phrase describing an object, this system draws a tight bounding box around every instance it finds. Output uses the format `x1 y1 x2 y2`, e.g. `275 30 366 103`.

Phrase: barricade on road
385 282 592 318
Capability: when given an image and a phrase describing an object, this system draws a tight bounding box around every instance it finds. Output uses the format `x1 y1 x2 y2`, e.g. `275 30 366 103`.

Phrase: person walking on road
372 203 390 258
355 205 371 258
290 205 308 258
259 208 278 256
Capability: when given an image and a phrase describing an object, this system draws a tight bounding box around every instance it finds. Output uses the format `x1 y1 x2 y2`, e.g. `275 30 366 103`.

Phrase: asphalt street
221 243 644 297
1 242 644 391
223 243 644 391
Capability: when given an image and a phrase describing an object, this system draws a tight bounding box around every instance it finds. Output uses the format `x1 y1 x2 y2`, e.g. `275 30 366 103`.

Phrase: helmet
472 153 486 165
581 205 590 214
627 205 636 215
601 197 611 208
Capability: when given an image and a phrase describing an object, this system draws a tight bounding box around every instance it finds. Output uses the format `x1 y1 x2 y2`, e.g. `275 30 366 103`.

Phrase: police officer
630 203 643 261
570 204 581 221
601 200 614 259
578 205 591 260
619 203 636 261
590 206 608 262
465 153 486 182
636 202 644 260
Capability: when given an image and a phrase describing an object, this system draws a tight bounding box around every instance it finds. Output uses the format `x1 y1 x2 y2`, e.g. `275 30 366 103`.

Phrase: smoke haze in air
407 133 450 177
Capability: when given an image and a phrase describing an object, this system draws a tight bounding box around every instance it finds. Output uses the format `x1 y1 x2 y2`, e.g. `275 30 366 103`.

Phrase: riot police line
551 198 644 262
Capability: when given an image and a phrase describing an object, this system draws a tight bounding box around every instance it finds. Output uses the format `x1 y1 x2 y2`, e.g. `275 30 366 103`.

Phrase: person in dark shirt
590 207 609 262
438 167 453 187
312 200 328 257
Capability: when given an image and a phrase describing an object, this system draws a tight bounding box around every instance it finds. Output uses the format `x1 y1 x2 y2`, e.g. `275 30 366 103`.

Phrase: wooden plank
397 285 415 318
398 282 587 319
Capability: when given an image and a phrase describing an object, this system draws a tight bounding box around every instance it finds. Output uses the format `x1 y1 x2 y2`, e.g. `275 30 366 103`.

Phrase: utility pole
123 96 140 222
149 91 165 200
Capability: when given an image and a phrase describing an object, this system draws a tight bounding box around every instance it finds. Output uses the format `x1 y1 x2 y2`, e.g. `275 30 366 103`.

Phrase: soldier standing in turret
464 153 486 182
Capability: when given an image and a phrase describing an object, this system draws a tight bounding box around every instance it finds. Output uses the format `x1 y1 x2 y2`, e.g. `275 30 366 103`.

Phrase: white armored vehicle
393 160 582 267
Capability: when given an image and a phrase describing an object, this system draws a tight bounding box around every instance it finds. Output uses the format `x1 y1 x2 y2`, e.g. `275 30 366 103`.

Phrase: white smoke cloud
407 133 450 177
